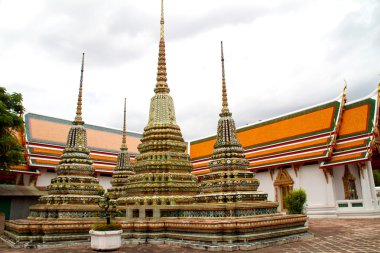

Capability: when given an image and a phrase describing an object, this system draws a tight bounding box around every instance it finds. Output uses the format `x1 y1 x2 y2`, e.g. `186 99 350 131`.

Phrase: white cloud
1 0 379 140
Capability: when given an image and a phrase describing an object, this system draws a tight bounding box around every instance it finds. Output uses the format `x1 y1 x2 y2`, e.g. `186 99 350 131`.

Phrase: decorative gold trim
293 165 300 177
274 169 294 186
357 162 366 179
269 168 275 181
322 168 333 183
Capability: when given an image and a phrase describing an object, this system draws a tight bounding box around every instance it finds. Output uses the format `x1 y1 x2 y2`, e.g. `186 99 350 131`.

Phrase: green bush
92 223 121 231
373 170 380 187
284 188 307 214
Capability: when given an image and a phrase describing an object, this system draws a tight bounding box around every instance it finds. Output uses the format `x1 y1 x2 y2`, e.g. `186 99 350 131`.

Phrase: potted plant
89 190 123 251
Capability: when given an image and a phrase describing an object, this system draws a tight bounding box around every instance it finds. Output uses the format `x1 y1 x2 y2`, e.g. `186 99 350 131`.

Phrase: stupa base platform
3 212 309 251
124 231 313 251
118 214 308 243
3 218 103 248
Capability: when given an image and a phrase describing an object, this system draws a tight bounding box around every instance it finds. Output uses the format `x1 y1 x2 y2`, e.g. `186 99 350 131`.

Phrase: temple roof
320 88 378 168
19 113 142 174
190 85 380 174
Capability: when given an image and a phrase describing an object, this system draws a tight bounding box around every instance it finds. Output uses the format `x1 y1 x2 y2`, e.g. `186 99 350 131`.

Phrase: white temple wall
36 168 57 187
255 171 275 201
297 165 328 207
332 165 345 200
287 167 299 188
254 162 380 217
98 175 112 190
22 174 31 186
350 164 363 199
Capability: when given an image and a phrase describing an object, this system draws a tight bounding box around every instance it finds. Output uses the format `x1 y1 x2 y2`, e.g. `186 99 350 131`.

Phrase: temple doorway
274 169 294 211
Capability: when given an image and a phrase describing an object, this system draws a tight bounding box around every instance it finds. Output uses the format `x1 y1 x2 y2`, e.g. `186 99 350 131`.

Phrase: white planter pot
89 229 122 251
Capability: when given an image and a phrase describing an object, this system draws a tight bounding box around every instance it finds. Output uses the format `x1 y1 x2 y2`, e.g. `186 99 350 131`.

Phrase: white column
359 163 375 209
366 161 379 208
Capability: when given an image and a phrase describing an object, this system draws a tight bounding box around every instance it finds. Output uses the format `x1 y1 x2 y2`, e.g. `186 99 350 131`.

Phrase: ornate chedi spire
28 53 104 219
74 53 85 125
220 41 230 115
119 0 199 206
154 0 170 94
196 42 265 203
108 98 134 199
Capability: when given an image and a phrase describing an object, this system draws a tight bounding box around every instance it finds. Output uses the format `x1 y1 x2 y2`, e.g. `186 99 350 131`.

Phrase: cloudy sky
1 0 380 140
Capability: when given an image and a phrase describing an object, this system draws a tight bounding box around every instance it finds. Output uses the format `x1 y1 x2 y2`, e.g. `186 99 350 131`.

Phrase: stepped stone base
3 218 102 247
3 213 309 250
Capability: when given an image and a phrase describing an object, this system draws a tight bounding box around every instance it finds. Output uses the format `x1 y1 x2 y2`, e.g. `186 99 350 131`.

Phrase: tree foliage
374 170 380 186
0 87 25 170
284 188 307 214
96 189 120 226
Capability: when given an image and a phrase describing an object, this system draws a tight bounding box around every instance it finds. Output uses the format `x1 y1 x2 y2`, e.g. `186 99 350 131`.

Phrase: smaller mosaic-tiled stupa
108 98 134 199
195 42 267 204
4 54 107 246
27 53 104 218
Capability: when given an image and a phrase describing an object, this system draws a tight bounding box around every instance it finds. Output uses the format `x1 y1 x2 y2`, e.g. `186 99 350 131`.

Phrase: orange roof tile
190 139 215 160
25 113 142 153
321 91 377 168
192 169 210 176
338 104 370 137
245 137 329 159
238 106 335 149
334 139 367 152
249 150 326 168
328 152 366 163
191 96 343 170
9 165 30 171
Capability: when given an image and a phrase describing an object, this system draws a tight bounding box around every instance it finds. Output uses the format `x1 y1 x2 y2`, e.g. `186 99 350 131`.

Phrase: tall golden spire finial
160 0 164 39
154 0 170 93
121 98 128 151
74 53 85 125
221 41 230 114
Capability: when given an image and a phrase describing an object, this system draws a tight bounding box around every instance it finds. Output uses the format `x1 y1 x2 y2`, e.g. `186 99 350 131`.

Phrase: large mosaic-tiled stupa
4 54 105 245
117 1 199 207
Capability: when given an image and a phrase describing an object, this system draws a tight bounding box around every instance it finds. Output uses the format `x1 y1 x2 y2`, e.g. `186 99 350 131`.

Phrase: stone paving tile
1 218 379 253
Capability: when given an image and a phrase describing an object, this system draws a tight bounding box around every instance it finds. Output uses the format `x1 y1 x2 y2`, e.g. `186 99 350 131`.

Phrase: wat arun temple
3 1 309 250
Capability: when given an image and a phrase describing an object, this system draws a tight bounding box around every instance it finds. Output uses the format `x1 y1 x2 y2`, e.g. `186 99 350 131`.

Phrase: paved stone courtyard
1 218 379 253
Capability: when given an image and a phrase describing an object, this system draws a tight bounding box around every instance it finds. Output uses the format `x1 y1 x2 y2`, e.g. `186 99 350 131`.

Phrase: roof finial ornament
121 98 128 151
221 41 230 114
342 79 347 104
154 0 169 94
343 79 347 94
74 53 85 125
